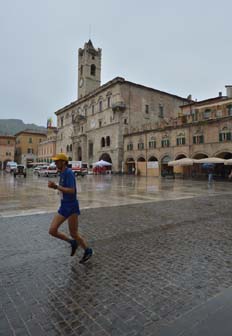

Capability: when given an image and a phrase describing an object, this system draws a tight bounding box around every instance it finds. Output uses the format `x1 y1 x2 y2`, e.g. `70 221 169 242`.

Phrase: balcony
73 114 87 123
112 101 126 112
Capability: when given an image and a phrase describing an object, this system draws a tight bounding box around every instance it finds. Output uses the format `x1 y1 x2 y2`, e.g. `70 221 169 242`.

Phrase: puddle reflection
0 171 232 217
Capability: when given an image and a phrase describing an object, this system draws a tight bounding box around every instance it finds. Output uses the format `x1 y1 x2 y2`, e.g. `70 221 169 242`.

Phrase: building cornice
55 77 125 115
55 77 190 116
124 80 190 102
180 96 232 108
14 129 47 137
0 135 16 139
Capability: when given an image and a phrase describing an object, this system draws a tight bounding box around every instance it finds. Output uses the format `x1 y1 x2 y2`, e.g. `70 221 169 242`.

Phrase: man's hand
48 181 57 189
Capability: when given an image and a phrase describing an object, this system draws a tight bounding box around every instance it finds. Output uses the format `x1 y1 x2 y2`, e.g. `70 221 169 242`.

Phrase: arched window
193 133 204 144
149 137 156 149
161 134 170 148
70 144 72 152
219 127 231 142
148 156 158 162
176 132 186 146
106 136 110 146
101 137 105 147
127 143 133 151
138 141 144 150
107 96 111 108
99 101 103 112
90 64 96 76
66 145 69 152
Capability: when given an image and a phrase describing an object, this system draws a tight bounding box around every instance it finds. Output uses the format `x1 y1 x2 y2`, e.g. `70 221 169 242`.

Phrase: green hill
0 119 46 136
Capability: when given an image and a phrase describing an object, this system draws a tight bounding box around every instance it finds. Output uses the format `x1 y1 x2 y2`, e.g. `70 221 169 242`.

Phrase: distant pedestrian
48 153 93 263
229 170 232 180
208 167 214 183
208 172 213 183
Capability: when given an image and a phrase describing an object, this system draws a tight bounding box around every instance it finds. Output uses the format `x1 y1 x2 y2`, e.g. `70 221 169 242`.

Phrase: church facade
55 40 189 172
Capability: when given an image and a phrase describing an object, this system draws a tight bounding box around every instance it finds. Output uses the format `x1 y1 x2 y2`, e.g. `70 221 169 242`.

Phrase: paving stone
1 194 232 335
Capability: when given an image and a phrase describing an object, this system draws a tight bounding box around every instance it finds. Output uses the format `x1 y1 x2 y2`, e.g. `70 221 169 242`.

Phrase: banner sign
147 162 159 168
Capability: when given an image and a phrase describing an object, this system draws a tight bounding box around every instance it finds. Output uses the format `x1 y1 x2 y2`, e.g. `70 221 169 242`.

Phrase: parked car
14 165 27 178
33 166 42 175
47 165 58 177
5 161 17 173
34 165 47 176
38 165 58 177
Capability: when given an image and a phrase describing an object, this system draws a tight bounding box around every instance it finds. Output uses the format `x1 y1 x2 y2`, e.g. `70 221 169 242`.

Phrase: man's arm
57 185 75 194
48 181 75 194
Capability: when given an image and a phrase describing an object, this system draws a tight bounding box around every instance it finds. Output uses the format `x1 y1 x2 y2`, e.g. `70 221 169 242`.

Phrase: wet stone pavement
1 193 232 335
1 172 232 217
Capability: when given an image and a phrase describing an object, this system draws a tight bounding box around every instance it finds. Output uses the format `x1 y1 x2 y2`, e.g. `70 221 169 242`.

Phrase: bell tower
78 40 102 99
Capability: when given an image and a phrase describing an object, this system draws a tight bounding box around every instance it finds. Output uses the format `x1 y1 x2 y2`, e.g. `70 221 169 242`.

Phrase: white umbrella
168 158 196 166
93 160 112 167
224 159 232 165
196 157 225 164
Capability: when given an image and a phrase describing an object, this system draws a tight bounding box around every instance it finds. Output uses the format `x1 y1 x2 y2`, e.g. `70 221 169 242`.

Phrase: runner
48 153 93 263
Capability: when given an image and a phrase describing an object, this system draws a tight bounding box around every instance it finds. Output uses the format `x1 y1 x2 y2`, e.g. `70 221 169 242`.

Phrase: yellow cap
52 153 68 162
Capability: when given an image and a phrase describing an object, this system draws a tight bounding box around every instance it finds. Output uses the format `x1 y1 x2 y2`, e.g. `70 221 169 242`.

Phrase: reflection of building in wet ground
1 173 232 217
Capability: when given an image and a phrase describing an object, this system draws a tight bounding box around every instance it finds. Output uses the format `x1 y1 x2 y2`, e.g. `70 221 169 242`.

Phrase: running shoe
70 240 78 256
79 247 93 263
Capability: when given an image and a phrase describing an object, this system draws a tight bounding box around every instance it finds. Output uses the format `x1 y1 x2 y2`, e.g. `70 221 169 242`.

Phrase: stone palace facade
55 40 189 172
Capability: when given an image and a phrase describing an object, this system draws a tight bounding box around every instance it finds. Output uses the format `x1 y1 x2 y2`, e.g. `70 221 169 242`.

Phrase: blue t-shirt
59 168 77 203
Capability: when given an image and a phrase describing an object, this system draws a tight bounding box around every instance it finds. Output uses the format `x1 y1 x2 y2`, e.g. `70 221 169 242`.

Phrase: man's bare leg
68 214 93 263
68 214 87 250
49 213 69 241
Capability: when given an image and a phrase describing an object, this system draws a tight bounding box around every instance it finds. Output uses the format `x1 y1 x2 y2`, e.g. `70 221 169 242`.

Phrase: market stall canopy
93 160 112 167
168 158 196 166
196 157 225 164
224 159 232 165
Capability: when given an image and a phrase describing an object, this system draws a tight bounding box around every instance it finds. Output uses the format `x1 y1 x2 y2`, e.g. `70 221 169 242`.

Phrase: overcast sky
0 0 231 126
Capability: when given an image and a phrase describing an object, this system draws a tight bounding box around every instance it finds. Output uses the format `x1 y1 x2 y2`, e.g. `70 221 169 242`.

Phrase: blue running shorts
58 200 81 218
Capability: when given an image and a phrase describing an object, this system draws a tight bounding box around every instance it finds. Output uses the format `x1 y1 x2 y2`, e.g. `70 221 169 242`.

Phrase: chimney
219 91 222 97
225 85 232 98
